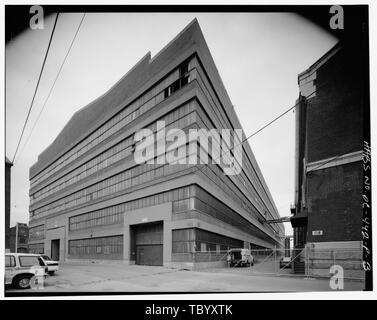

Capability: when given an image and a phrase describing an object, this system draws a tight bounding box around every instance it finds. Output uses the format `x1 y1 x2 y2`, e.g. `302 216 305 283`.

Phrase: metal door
51 239 60 261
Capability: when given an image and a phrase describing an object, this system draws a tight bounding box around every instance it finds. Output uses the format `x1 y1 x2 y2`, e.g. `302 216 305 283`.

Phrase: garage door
135 222 163 266
136 245 163 266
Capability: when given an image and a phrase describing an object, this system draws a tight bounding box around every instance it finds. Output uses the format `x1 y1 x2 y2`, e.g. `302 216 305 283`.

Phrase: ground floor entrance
51 239 60 261
132 221 163 266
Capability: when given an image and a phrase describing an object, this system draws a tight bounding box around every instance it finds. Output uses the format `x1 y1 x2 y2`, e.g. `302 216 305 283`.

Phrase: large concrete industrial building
28 19 284 266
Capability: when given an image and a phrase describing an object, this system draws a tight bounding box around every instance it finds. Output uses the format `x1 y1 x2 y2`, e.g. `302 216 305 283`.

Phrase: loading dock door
136 245 163 266
134 222 163 266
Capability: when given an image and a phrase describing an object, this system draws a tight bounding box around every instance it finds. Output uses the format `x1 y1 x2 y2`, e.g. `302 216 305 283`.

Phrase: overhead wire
15 13 86 164
12 13 60 164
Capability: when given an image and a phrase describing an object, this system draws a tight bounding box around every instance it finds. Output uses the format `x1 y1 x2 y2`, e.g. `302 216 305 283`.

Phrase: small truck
227 248 254 267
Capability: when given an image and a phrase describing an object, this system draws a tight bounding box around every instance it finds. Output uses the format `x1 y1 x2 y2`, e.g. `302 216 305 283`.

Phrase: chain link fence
170 247 365 282
171 250 229 270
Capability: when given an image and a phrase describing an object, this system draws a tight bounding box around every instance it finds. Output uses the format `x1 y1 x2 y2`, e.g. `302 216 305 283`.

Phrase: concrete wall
306 241 365 280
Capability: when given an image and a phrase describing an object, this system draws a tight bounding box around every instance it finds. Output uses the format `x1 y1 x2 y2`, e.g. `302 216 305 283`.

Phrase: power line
15 13 86 164
12 13 60 164
193 82 321 176
189 79 347 238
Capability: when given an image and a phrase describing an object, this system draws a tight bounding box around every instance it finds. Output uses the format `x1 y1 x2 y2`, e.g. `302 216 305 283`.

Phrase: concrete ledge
308 268 365 281
308 260 362 270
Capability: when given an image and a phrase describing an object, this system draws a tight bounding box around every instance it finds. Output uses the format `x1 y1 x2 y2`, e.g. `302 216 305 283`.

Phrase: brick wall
305 48 364 163
306 161 362 243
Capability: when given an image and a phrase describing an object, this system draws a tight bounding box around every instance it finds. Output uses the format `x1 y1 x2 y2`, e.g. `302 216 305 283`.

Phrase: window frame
5 255 16 268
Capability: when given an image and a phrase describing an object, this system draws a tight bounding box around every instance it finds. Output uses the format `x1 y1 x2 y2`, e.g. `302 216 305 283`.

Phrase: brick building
28 19 284 267
9 222 29 253
291 41 367 278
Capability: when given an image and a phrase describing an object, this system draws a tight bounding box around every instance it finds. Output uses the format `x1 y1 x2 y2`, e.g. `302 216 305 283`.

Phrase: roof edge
298 41 341 81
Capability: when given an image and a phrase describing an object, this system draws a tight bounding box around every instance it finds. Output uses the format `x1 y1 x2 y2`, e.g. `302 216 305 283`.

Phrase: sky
5 12 338 236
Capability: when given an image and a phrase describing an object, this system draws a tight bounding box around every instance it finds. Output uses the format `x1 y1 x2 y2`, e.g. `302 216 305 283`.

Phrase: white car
5 253 48 289
279 256 292 268
40 255 59 275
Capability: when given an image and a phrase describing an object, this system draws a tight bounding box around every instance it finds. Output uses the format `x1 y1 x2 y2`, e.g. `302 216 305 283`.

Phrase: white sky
5 12 338 236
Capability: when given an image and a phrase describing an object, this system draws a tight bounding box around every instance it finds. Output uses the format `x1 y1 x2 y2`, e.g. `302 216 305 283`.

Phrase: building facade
5 157 12 252
28 20 284 267
291 42 366 277
9 222 29 253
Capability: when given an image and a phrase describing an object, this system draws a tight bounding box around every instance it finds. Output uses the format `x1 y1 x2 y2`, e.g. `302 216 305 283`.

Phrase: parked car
228 248 254 267
5 253 48 289
40 255 59 275
279 256 292 268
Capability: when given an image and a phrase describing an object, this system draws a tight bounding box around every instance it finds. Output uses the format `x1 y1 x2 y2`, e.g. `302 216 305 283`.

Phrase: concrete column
44 239 51 257
163 219 172 266
123 223 133 264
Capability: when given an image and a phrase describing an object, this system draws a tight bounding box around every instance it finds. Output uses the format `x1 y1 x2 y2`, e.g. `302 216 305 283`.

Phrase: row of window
172 228 243 253
172 190 266 241
172 242 234 254
68 235 123 257
69 206 124 231
32 170 277 246
26 231 241 258
31 115 198 218
193 69 284 236
198 162 280 237
30 137 133 205
30 68 180 188
32 157 195 219
67 181 272 241
30 100 196 205
31 59 196 189
27 228 242 259
69 185 193 231
194 108 273 223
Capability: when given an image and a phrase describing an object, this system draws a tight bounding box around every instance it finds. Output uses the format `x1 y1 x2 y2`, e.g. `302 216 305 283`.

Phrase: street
5 261 365 293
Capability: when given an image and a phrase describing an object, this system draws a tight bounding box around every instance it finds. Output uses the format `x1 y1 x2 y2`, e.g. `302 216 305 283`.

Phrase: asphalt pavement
5 261 365 294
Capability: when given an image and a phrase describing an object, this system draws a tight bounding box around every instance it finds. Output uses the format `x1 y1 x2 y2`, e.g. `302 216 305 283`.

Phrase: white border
1 0 376 301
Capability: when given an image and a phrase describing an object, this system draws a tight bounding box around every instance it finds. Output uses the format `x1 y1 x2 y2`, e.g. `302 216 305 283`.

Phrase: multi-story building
9 222 29 253
28 19 284 267
5 156 13 252
291 41 367 278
